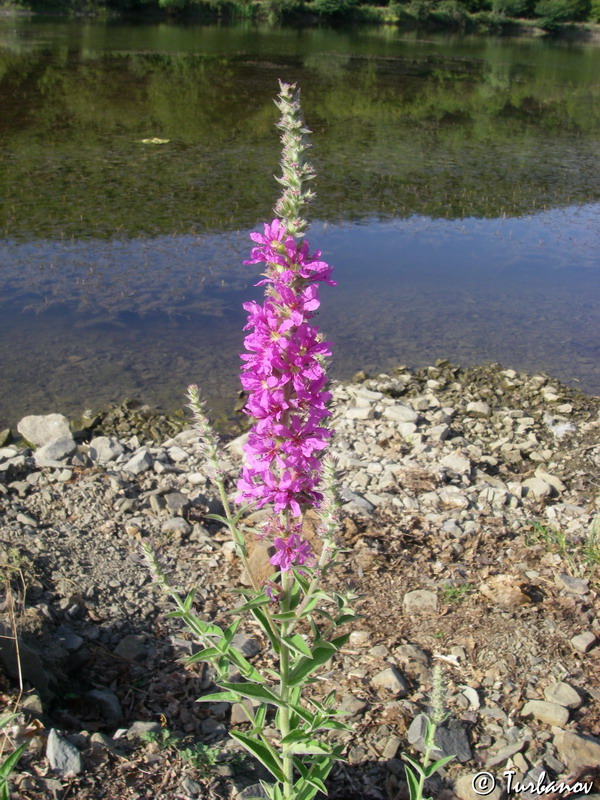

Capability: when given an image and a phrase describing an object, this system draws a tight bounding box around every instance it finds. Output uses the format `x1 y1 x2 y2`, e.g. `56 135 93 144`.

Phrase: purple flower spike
235 218 334 518
270 533 314 573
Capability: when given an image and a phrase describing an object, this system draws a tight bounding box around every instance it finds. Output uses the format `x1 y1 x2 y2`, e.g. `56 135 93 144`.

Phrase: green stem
416 720 437 800
279 568 294 798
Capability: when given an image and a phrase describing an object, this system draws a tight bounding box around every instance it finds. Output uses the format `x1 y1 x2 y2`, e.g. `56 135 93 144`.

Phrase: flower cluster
235 219 335 519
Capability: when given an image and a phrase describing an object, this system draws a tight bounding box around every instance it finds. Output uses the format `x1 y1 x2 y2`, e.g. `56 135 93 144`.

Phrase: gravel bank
1 361 599 799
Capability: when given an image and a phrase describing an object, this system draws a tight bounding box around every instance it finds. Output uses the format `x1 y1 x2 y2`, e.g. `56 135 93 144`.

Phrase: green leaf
226 648 265 682
196 690 241 703
185 646 222 665
299 594 320 616
280 729 307 744
289 702 316 726
0 743 26 781
254 704 267 728
404 762 421 800
182 589 195 612
223 617 243 644
403 753 426 779
291 568 310 593
284 738 332 756
283 633 312 658
334 613 359 626
312 608 336 624
293 781 321 800
288 642 337 686
424 753 455 776
217 681 285 707
271 610 297 622
229 730 285 783
230 594 273 614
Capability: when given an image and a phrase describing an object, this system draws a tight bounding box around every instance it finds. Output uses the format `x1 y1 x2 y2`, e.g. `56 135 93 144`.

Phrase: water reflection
0 207 598 430
1 20 599 429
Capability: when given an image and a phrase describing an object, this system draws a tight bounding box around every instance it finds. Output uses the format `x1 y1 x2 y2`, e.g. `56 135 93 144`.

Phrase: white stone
34 436 76 466
123 449 153 475
522 477 553 499
18 413 71 447
168 445 189 462
441 454 471 475
383 405 418 424
89 436 124 464
466 401 491 419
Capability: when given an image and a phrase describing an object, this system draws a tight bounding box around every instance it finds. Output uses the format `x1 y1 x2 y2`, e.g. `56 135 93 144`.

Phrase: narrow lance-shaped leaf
229 730 285 783
217 680 285 707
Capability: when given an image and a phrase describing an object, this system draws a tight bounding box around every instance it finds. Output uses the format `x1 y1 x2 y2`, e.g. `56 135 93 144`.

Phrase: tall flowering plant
143 81 359 800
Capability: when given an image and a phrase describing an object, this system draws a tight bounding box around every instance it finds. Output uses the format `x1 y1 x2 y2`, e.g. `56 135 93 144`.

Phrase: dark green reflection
1 21 600 239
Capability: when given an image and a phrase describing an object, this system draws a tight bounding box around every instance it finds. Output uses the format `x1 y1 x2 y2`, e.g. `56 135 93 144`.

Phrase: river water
1 19 599 428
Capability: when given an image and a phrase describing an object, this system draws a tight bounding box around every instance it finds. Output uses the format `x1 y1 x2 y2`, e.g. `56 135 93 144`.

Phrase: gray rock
382 735 402 759
441 454 471 475
571 631 597 653
383 404 419 424
46 728 83 777
235 784 269 800
18 414 71 447
466 401 491 419
534 469 565 493
521 700 569 727
86 688 123 723
339 488 374 514
0 622 53 698
89 436 124 464
438 487 470 509
164 492 190 515
407 714 430 749
522 477 553 499
555 573 589 595
123 448 153 474
114 634 147 661
230 698 255 725
339 694 369 716
428 424 451 442
161 517 191 536
543 681 583 709
168 445 189 463
346 407 372 420
371 667 409 696
231 634 260 658
435 719 472 763
34 436 76 466
485 739 526 768
394 644 429 664
554 731 600 770
56 630 84 653
180 777 204 798
403 589 438 614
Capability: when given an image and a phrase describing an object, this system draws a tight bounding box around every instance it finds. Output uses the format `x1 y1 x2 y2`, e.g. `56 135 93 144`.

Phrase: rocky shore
1 361 599 800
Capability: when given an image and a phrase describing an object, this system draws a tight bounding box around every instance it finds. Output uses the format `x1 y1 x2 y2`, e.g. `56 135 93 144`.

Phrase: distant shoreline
1 4 600 43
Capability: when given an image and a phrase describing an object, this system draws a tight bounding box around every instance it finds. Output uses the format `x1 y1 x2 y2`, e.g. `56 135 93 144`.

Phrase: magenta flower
270 533 314 572
235 218 334 518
